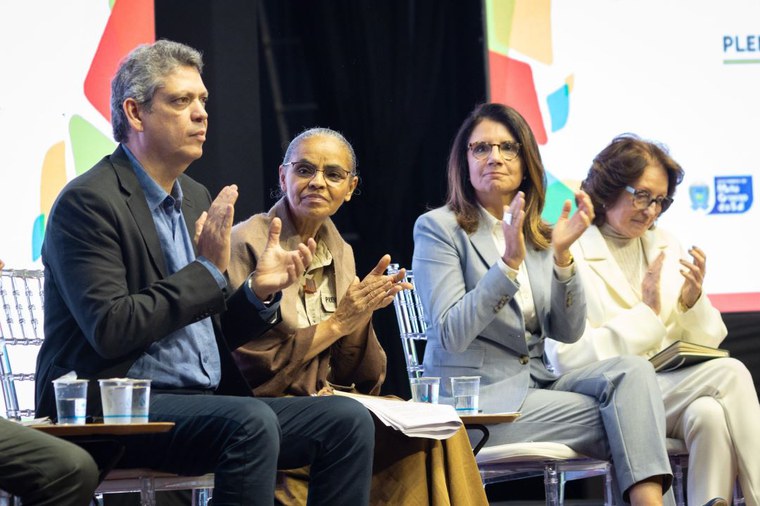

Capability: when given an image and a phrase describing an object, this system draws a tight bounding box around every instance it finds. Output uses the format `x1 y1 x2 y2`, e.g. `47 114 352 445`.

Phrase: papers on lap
649 340 729 372
332 390 462 439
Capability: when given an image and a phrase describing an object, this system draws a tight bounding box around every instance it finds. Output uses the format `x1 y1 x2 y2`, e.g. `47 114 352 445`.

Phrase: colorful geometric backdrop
33 0 154 260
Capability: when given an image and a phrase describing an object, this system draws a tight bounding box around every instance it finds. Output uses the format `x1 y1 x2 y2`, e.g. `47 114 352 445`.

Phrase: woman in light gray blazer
412 103 674 506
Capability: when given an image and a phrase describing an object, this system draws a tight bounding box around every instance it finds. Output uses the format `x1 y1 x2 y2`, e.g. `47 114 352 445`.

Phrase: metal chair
1 268 44 421
0 268 214 506
667 438 688 506
666 438 745 506
387 264 613 506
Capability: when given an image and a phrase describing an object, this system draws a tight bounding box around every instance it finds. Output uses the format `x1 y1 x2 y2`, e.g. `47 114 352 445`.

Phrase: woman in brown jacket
227 127 488 506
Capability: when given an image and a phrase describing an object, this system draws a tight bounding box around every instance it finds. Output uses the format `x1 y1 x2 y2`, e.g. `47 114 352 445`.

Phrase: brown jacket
227 198 386 396
228 198 487 506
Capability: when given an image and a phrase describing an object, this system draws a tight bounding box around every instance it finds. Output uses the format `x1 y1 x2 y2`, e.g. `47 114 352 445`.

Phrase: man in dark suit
36 40 374 506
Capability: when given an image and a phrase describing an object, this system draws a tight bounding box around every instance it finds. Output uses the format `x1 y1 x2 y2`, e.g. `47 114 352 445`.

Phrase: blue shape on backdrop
547 84 569 132
32 214 45 261
708 175 753 214
689 183 710 210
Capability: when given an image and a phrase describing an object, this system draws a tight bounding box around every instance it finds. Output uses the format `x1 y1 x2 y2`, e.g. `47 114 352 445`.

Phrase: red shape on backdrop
84 0 155 123
488 51 547 145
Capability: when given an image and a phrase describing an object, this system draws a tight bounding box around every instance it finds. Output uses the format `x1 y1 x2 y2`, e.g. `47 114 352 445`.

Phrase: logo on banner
722 35 760 64
688 176 753 214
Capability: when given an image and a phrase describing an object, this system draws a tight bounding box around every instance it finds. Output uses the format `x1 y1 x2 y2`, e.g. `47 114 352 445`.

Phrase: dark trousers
0 417 99 506
115 393 374 506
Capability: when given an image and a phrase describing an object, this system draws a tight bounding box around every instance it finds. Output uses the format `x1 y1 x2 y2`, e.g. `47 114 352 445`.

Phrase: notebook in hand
649 340 729 372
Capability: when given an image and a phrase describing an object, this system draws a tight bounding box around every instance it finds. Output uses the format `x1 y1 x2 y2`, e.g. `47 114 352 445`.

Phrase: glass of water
410 377 440 404
53 378 89 425
450 376 480 415
129 379 152 423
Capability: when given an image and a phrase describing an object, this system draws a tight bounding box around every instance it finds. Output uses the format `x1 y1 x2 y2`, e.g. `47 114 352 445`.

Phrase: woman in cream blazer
546 134 759 506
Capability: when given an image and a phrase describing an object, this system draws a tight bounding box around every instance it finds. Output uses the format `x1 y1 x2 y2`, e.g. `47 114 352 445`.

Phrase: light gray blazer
412 206 586 413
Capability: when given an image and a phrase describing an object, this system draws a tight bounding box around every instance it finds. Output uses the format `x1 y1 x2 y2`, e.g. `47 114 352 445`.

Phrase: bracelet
553 253 574 268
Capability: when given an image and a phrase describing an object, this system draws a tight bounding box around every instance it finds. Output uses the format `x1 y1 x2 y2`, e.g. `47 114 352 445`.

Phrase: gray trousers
480 355 675 505
0 417 99 506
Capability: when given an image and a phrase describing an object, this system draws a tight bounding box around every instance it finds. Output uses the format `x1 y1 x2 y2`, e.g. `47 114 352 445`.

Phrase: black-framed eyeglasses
625 186 673 213
468 141 521 161
283 161 354 187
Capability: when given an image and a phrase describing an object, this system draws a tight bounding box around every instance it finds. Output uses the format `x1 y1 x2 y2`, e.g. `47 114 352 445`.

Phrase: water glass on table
130 379 152 423
450 376 480 415
99 378 133 424
410 376 440 404
53 378 89 425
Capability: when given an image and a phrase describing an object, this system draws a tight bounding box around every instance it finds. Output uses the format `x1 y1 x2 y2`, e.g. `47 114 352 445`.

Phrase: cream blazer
546 225 727 374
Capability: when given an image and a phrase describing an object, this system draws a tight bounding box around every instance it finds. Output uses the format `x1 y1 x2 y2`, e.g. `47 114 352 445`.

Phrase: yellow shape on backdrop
40 141 67 219
511 0 553 64
486 0 516 56
566 73 575 92
486 0 553 65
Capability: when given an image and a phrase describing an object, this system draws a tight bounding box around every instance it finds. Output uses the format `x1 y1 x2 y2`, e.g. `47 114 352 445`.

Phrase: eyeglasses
468 141 521 161
284 161 353 187
625 186 673 213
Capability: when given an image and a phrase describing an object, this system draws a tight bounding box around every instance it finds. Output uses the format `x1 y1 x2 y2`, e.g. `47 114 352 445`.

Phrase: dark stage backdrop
154 1 759 502
156 0 759 402
156 0 488 398
155 0 266 219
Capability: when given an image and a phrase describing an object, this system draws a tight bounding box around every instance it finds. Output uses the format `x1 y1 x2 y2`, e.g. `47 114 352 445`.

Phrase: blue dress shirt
123 147 223 388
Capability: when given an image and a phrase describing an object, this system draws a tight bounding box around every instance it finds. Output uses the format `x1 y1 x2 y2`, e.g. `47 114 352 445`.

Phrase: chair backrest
387 264 427 384
0 268 217 505
0 268 44 420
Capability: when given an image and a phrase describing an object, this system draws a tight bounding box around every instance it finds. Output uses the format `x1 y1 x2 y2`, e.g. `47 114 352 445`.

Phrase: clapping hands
642 246 706 315
679 246 706 309
250 217 317 300
331 254 413 336
195 185 239 273
552 190 594 265
501 191 527 269
195 188 317 301
642 252 665 314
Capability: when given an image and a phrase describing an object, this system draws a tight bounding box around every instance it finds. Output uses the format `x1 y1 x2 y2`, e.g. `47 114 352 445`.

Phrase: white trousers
658 357 759 506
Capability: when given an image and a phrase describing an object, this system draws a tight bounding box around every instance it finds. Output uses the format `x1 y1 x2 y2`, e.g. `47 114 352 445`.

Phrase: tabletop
459 412 520 425
29 422 175 437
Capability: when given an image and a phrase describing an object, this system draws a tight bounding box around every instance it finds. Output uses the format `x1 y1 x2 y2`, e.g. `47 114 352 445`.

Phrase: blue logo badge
707 176 753 214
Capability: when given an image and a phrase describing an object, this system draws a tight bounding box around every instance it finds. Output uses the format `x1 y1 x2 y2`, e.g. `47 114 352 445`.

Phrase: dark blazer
36 145 274 418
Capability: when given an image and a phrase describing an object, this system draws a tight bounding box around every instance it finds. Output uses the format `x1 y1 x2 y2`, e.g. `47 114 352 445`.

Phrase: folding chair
666 438 745 506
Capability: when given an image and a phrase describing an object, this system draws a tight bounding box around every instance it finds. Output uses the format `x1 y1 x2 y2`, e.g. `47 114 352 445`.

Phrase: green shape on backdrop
32 213 45 261
69 115 116 176
485 0 516 55
542 179 577 225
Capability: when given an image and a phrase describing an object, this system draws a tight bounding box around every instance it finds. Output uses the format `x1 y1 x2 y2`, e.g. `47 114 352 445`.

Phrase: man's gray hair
111 39 203 143
282 127 357 173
